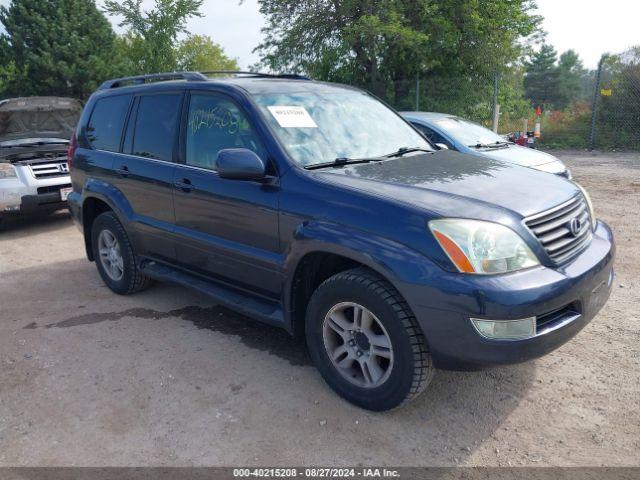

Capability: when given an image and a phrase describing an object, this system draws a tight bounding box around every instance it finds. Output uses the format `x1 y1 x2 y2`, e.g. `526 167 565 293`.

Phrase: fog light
471 317 536 340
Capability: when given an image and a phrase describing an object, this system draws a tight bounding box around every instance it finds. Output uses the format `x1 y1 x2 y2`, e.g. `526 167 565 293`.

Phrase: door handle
174 178 193 192
116 165 129 177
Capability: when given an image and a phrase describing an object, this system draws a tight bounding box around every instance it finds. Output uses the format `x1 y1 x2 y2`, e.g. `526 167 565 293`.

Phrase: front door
172 92 281 298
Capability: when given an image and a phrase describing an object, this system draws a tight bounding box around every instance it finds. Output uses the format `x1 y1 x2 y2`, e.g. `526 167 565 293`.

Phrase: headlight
574 183 596 231
429 219 540 274
0 163 17 178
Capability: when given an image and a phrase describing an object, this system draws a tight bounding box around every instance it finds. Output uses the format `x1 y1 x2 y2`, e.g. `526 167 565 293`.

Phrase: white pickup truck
0 97 81 227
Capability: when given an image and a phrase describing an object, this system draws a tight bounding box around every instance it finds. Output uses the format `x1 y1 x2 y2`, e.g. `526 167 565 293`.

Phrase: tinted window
130 94 182 161
186 94 266 170
86 95 131 151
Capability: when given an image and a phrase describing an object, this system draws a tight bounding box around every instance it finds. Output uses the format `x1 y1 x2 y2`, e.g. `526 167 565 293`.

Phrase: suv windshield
253 90 432 167
432 117 507 147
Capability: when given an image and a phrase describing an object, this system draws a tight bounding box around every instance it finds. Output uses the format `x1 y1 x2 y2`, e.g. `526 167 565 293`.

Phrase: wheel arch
80 179 135 261
284 221 432 338
81 196 114 261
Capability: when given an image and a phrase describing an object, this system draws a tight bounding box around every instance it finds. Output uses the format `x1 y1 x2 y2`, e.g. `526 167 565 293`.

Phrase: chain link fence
591 50 640 150
383 48 640 151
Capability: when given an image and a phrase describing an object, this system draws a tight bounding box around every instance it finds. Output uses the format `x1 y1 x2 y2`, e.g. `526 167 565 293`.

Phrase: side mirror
435 143 449 150
216 148 266 181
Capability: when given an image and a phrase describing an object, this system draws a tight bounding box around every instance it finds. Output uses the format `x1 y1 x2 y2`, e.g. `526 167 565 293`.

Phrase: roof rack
200 71 312 80
99 72 208 90
98 70 312 90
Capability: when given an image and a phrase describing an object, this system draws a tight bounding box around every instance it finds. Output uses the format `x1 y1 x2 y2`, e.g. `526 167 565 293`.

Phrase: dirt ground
0 150 638 467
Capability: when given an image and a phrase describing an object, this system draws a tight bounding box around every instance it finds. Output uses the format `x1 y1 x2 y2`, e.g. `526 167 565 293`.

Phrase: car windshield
432 117 507 146
253 90 432 167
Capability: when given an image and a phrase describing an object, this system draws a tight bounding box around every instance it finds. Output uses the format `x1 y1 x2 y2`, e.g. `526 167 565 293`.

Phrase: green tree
0 0 121 99
255 0 540 103
111 33 146 76
104 0 204 73
176 35 239 72
555 49 586 109
524 43 559 109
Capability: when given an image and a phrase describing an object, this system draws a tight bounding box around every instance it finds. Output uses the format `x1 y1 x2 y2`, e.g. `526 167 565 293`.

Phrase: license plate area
60 187 73 201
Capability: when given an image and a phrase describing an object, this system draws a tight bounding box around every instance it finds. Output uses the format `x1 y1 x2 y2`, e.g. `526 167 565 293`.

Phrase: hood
313 150 578 219
475 143 562 168
0 97 82 144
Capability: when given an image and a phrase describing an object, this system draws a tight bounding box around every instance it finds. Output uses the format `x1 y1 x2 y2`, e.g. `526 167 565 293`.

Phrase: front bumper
1 188 69 215
18 192 69 214
402 220 615 370
1 168 71 215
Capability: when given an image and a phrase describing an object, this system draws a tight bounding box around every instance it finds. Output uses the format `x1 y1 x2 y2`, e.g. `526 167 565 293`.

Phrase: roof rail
200 70 312 81
99 72 208 90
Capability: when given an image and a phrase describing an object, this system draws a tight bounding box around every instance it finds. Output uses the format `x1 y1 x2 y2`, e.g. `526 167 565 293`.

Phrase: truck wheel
91 211 150 295
305 268 434 411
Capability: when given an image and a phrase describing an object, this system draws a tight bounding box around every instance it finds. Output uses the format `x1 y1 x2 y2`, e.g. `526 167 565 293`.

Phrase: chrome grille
29 158 69 179
525 195 593 264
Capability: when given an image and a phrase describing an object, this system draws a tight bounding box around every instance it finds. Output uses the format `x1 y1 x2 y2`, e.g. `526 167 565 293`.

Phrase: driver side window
186 94 266 170
414 124 453 149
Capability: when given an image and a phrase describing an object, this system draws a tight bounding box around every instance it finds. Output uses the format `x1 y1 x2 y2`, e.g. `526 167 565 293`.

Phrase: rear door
172 91 281 297
114 91 184 263
79 93 133 198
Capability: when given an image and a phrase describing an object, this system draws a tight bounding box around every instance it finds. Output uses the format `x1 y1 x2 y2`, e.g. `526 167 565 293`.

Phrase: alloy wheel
322 302 394 388
98 229 124 282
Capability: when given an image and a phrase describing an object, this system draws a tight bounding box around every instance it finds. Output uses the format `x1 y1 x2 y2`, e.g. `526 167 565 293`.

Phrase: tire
305 267 434 411
90 211 150 295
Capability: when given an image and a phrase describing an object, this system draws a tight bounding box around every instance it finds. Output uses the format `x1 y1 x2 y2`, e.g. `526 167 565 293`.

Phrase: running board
140 261 286 329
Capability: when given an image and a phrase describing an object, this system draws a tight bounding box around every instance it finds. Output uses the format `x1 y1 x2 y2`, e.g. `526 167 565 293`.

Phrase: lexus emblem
58 163 69 173
569 217 582 236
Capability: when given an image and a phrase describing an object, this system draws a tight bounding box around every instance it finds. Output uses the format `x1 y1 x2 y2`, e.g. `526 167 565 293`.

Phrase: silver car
401 111 571 178
0 97 81 227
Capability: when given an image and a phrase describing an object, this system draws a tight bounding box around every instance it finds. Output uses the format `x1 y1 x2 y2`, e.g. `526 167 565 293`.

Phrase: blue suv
68 72 615 411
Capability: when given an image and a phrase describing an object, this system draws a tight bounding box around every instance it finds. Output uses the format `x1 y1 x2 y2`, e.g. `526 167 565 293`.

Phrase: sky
0 0 638 69
534 0 640 68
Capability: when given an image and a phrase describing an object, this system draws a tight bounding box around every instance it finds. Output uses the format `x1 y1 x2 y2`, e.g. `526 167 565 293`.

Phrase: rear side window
129 94 182 162
86 95 132 152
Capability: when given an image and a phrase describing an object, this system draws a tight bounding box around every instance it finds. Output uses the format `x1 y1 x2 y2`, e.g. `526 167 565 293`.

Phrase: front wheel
305 268 434 411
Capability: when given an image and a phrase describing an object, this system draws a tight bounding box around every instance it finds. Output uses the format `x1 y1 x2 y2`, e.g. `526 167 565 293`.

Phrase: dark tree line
524 43 593 111
254 0 541 106
0 0 238 99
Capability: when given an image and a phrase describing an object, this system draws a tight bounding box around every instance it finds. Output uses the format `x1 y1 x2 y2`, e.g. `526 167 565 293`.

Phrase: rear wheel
91 211 150 295
305 268 434 411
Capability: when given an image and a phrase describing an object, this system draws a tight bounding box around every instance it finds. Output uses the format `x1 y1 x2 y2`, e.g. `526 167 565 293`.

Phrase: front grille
525 195 593 264
29 158 69 179
37 184 71 195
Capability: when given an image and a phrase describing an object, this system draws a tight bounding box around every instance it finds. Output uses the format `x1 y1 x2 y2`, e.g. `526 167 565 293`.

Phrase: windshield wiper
383 146 433 158
470 141 510 149
304 146 433 170
304 156 386 170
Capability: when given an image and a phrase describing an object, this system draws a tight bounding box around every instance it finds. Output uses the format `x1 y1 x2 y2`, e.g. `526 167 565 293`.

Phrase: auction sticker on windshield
267 106 318 128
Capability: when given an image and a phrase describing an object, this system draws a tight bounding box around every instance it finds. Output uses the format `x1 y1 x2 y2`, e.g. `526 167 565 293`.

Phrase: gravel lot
0 151 638 467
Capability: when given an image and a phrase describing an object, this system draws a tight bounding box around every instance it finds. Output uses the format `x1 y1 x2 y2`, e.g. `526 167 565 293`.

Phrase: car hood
474 143 561 168
313 150 578 219
0 97 82 143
